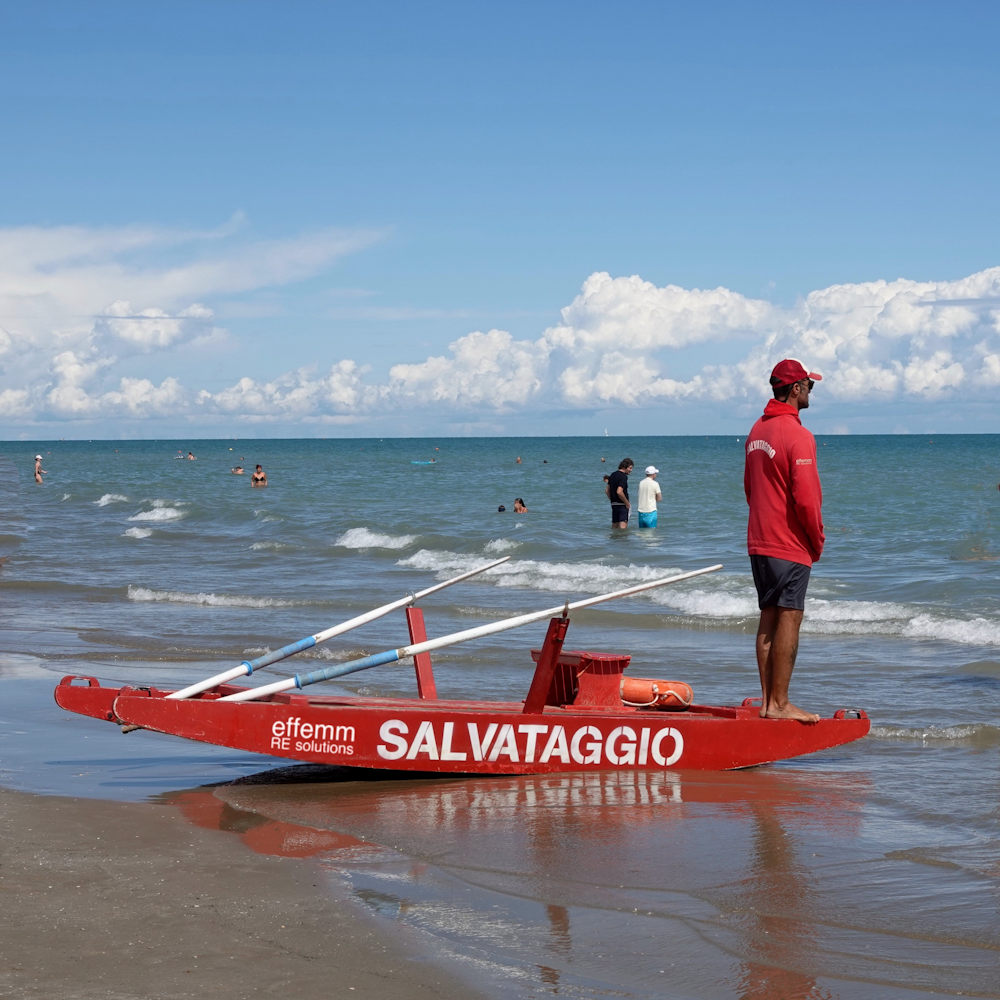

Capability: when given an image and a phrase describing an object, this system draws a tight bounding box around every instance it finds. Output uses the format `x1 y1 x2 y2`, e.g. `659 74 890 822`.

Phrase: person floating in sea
187 451 196 460
34 455 46 484
513 498 527 513
608 458 633 528
516 456 522 464
744 359 825 723
231 466 244 474
636 466 661 528
251 464 267 487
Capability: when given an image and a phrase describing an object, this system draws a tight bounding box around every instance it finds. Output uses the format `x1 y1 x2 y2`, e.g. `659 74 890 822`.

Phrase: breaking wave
336 527 417 550
129 506 185 522
400 549 680 594
250 540 298 551
127 585 297 608
94 493 129 506
484 539 521 553
123 527 153 539
397 549 1000 646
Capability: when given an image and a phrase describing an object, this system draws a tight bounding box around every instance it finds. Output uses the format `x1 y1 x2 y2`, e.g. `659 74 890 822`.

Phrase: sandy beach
0 785 480 1000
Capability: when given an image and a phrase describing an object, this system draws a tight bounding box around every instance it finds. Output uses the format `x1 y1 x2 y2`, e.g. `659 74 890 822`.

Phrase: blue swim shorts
637 510 657 528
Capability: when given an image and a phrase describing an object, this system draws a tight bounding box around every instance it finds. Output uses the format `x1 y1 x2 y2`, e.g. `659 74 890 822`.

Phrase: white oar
223 563 723 703
167 556 511 700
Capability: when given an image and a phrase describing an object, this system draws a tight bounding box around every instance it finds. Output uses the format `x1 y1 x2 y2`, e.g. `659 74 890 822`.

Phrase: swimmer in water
231 466 244 474
187 451 196 460
513 498 527 513
251 464 267 487
34 455 46 484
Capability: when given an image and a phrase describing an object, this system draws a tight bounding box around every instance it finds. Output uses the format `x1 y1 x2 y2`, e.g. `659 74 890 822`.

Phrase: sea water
0 435 997 998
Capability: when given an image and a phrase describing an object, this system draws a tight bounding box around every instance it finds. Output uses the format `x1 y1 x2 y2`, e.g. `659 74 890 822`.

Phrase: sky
1 0 999 438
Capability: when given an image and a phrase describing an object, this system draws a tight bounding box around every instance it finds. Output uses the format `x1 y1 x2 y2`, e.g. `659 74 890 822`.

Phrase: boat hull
55 677 870 772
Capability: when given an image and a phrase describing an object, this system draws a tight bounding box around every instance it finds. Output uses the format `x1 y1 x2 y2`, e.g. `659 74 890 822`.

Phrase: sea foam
123 527 153 539
397 549 1000 646
336 527 417 550
126 585 296 608
869 723 1000 743
95 493 129 506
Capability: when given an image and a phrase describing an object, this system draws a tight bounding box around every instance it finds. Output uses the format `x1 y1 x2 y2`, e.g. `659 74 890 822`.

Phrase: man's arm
616 485 629 506
789 436 824 560
654 489 662 502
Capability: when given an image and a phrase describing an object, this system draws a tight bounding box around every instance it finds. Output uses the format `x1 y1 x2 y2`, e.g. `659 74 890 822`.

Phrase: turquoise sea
1 435 998 998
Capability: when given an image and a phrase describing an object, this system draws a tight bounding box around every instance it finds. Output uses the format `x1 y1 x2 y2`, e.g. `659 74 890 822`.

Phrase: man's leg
755 606 777 717
759 606 818 723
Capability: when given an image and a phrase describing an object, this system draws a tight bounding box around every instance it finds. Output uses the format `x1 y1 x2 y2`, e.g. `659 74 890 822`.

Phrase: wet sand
0 786 481 1000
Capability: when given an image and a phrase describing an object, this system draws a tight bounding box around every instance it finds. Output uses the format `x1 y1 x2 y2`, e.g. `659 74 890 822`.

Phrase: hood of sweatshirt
761 399 801 423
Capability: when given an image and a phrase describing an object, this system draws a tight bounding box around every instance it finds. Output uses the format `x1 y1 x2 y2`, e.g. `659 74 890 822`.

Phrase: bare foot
763 702 820 723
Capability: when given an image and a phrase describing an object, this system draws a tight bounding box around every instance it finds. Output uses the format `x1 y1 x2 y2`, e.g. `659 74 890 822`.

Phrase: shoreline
0 785 483 1000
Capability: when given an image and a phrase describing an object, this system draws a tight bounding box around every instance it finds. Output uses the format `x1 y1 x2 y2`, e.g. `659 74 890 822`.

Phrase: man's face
796 379 812 409
625 465 634 474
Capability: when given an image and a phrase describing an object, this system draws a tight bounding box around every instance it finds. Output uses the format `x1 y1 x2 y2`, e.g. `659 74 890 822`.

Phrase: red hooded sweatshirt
744 400 824 566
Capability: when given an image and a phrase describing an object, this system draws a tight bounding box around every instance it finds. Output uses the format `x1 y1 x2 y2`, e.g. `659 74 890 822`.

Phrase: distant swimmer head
497 505 506 512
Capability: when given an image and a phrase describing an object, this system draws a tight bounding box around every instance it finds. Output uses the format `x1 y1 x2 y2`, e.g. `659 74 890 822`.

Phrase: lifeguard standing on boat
744 359 825 723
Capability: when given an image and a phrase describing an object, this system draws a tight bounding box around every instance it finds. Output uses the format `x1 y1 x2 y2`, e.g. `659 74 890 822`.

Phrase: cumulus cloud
2 218 999 427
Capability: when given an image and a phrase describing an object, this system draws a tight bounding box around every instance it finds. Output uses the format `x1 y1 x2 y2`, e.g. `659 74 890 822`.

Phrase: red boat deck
54 613 870 772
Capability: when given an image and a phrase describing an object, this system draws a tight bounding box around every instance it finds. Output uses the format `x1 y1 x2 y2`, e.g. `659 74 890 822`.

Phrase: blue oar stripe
294 649 401 689
243 635 318 674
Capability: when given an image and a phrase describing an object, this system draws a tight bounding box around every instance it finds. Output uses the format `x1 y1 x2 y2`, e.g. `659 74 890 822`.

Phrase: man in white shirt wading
637 466 661 528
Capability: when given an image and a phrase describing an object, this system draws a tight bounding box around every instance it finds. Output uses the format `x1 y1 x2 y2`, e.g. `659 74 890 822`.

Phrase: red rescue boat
55 609 869 772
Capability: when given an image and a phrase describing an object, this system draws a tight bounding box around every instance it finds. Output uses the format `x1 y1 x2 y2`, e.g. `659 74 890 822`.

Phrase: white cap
645 465 659 475
35 455 42 460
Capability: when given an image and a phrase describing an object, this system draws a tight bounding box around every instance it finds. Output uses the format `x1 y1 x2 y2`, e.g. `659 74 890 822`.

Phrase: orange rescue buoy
620 676 693 710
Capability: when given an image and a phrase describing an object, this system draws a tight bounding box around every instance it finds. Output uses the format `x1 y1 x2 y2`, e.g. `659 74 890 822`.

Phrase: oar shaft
223 563 722 703
167 556 510 700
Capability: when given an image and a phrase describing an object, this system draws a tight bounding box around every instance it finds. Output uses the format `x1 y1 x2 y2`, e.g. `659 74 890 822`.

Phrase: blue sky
1 1 999 437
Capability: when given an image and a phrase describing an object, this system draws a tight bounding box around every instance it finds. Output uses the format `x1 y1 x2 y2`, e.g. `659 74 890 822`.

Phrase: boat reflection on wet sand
162 764 998 999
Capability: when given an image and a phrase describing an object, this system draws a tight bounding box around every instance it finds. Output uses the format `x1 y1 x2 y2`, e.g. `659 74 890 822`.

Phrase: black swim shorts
750 555 811 610
611 503 629 524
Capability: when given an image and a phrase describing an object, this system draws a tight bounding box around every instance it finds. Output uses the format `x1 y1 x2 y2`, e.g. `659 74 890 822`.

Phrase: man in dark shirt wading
744 360 825 723
608 458 633 529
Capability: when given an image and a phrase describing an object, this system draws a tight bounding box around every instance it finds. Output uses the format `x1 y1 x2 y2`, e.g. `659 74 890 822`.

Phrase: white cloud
545 271 775 352
0 220 382 422
386 329 549 409
1 219 998 428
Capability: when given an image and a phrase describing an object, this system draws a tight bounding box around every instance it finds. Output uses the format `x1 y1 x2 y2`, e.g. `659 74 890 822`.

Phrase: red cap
769 359 823 387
